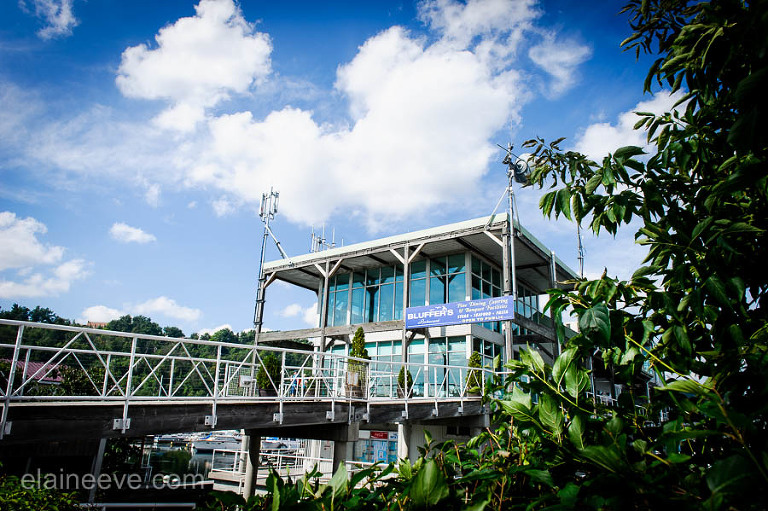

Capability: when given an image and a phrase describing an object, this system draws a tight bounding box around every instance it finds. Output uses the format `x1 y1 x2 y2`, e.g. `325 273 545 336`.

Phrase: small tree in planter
466 351 483 396
397 366 413 398
347 327 370 398
256 353 281 396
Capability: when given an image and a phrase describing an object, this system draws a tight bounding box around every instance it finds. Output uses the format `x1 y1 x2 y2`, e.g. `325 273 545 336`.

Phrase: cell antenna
253 188 288 340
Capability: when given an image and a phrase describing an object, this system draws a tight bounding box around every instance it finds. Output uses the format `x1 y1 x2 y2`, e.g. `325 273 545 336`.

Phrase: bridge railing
0 320 490 437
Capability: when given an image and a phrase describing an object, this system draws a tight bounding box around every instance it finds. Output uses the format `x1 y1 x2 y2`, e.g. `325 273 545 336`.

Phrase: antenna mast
253 188 288 340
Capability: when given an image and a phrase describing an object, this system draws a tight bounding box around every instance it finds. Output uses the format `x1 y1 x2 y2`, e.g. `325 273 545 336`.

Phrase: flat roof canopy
263 215 579 295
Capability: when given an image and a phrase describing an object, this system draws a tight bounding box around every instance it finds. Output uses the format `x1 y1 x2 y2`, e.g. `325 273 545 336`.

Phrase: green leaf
613 145 645 162
585 172 602 194
564 366 589 398
660 378 713 397
706 455 752 495
538 394 564 436
410 459 449 508
524 469 554 488
556 187 572 220
579 445 625 473
327 462 348 499
552 347 577 388
568 414 585 449
499 387 537 424
521 348 546 375
578 303 611 345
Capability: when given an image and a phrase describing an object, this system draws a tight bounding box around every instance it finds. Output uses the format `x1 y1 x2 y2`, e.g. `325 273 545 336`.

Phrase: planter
259 388 277 397
397 387 411 398
346 384 363 398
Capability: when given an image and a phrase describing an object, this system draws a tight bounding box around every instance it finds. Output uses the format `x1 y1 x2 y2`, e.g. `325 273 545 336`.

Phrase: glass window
366 287 378 322
351 287 365 324
448 273 465 303
381 266 395 284
430 276 446 305
394 282 403 320
353 272 365 288
326 292 335 325
367 269 380 286
448 254 465 274
335 273 349 290
410 260 426 279
430 257 446 276
410 278 426 307
334 290 348 326
379 283 394 321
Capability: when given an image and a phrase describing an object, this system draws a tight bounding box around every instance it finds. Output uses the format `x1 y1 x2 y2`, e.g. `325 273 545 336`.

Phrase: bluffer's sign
405 296 515 329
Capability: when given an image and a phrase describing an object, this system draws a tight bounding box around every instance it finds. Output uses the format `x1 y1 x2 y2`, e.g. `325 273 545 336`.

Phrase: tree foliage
201 1 767 510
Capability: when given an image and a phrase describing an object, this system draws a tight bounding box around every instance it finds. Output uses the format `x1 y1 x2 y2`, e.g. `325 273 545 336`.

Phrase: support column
88 437 107 503
397 423 411 460
332 440 354 472
549 250 561 358
502 222 513 364
242 433 261 499
401 244 410 364
319 260 331 352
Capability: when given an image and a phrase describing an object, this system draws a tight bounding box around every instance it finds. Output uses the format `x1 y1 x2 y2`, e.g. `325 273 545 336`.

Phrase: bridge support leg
88 437 107 503
397 423 411 460
242 432 261 499
332 440 353 473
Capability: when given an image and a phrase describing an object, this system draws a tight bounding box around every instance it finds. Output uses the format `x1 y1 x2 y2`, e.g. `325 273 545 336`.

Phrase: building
254 214 580 463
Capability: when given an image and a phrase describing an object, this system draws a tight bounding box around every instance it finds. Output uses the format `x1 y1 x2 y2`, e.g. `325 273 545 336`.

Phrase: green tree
163 326 185 338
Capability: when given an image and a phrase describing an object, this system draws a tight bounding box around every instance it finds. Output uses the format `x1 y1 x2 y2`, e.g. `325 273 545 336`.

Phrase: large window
329 265 404 326
471 256 502 332
429 254 466 305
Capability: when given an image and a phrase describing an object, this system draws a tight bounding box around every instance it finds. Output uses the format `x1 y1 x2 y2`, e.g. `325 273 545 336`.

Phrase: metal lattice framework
0 320 490 439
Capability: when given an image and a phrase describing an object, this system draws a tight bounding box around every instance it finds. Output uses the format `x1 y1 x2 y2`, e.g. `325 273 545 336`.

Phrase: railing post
210 344 222 429
1 324 24 439
102 353 111 397
120 336 138 434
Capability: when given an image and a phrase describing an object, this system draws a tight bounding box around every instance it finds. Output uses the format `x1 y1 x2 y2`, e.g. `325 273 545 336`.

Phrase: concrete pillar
242 433 261 498
397 423 411 460
88 437 107 503
332 440 354 473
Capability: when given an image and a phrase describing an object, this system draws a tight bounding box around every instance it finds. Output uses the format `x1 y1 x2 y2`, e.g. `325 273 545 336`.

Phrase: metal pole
1 325 24 439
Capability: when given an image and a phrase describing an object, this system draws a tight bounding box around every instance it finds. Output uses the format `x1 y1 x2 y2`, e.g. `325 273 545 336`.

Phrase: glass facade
320 251 545 338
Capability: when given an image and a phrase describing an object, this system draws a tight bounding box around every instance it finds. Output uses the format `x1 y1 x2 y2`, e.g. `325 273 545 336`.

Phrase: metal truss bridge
0 320 488 444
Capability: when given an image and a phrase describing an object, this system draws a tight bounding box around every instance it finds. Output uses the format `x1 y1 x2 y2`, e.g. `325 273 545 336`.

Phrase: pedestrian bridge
0 319 489 443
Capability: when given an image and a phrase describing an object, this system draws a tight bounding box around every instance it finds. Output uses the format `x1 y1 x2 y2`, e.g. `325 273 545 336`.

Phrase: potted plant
256 353 281 397
346 327 370 398
397 366 413 398
466 351 483 396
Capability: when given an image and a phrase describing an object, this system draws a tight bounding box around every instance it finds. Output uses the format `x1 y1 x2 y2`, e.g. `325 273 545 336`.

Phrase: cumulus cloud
115 0 272 132
78 304 124 324
0 212 89 298
278 302 318 327
0 258 89 298
0 211 64 271
20 0 79 40
528 32 592 96
573 90 687 160
197 324 234 337
109 222 157 244
132 296 202 322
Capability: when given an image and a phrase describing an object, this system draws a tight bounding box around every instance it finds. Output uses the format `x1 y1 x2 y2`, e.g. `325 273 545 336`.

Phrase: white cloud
115 0 272 132
278 302 318 327
573 90 687 160
197 324 234 337
78 304 124 324
528 32 591 96
0 259 89 298
211 196 236 217
0 211 64 271
189 21 524 229
20 0 79 40
132 296 202 322
144 183 161 207
109 222 157 244
0 212 90 298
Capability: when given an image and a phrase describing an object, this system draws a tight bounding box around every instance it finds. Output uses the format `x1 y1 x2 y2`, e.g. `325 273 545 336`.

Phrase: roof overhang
262 215 578 294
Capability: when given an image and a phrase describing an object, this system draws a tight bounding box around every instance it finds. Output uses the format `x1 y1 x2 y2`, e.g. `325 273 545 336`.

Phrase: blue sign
405 296 515 329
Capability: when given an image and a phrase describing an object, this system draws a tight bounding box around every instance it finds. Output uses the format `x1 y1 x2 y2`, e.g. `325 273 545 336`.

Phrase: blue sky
0 0 680 336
